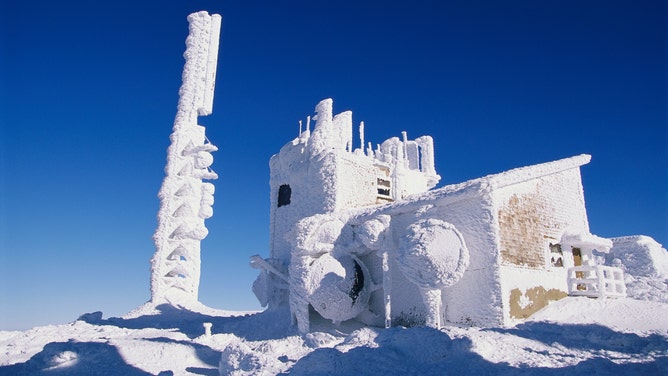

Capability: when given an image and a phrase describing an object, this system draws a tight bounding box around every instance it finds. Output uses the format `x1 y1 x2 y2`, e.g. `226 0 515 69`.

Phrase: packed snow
1 295 666 375
2 239 667 375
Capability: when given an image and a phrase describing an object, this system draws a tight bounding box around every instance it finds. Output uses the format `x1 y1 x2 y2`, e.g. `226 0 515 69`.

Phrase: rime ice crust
257 99 466 332
398 218 469 290
150 11 222 305
606 236 668 303
253 98 629 332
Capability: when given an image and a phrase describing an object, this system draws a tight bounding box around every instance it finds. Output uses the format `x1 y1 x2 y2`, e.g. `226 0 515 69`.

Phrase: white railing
567 265 626 298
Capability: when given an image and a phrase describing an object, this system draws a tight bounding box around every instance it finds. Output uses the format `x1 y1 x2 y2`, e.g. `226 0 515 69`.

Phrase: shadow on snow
484 321 668 355
284 326 668 376
0 305 292 375
0 340 152 375
2 307 666 375
99 304 295 341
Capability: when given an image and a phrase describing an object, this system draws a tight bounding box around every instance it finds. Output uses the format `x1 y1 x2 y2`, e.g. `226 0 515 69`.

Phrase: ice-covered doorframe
558 229 612 269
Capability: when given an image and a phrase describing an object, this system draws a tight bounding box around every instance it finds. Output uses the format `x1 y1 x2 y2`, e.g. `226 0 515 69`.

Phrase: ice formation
605 235 668 303
251 99 630 333
141 13 648 333
150 11 222 304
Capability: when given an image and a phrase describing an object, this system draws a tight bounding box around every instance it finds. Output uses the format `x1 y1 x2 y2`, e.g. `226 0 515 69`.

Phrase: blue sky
0 0 666 330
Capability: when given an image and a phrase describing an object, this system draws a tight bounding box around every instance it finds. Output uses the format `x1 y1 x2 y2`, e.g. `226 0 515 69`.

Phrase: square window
278 184 291 207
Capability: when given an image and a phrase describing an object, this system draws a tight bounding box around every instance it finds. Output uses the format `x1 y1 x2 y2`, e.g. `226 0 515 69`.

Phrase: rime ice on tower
150 11 222 304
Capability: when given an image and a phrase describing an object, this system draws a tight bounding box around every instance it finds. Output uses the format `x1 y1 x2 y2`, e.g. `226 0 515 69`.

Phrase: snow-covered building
251 98 625 332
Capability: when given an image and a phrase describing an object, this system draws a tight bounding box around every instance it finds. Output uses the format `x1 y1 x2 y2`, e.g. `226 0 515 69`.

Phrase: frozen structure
150 11 222 304
251 98 627 332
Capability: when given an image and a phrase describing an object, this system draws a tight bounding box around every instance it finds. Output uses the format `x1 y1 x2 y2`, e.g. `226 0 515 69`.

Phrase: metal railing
567 265 626 298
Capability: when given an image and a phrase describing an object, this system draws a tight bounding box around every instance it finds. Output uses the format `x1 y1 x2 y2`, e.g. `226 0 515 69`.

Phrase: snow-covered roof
351 154 592 219
560 228 613 252
420 154 590 202
481 154 591 190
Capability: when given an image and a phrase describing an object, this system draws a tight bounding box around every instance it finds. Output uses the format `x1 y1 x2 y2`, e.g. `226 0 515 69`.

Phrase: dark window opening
377 178 391 198
572 247 586 290
278 184 291 207
549 243 563 267
378 188 391 196
572 247 583 267
348 260 364 305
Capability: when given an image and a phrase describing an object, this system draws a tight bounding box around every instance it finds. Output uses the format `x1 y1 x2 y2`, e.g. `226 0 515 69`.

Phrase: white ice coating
397 218 469 290
608 236 668 279
252 98 630 333
560 228 613 254
150 11 222 304
601 236 668 304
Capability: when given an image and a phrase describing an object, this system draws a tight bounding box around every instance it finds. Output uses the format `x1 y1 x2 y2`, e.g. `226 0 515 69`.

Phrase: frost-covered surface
1 297 666 375
256 98 634 332
397 218 470 290
259 107 614 330
2 246 666 372
258 99 455 331
150 11 222 304
267 98 440 264
602 236 668 303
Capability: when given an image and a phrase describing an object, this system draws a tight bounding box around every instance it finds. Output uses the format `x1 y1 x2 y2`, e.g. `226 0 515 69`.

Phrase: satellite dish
305 254 370 323
397 218 469 290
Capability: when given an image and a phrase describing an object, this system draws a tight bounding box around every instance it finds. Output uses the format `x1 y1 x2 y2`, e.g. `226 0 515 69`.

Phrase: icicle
299 120 303 136
306 115 311 133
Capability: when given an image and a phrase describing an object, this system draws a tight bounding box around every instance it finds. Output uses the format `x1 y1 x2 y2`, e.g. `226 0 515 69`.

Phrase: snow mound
528 296 668 332
1 298 666 375
603 235 668 303
608 236 668 278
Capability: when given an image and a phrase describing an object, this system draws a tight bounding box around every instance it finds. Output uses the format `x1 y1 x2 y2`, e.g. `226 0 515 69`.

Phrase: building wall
350 185 505 328
269 139 316 264
269 145 398 265
269 146 597 330
334 153 384 211
269 99 439 272
498 266 568 322
431 194 504 327
282 189 505 329
492 167 589 323
263 99 601 329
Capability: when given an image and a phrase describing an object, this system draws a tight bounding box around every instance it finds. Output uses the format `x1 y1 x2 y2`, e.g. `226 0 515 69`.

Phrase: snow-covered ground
0 296 666 375
2 236 666 375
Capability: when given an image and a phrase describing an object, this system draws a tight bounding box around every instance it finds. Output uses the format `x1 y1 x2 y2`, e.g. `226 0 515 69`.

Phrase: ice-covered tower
253 98 440 309
150 11 222 304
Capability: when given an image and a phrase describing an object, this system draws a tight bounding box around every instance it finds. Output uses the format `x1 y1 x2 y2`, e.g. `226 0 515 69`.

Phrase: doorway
572 247 586 290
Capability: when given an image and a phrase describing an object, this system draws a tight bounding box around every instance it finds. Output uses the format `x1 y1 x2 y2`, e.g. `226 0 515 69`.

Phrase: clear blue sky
0 0 666 330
